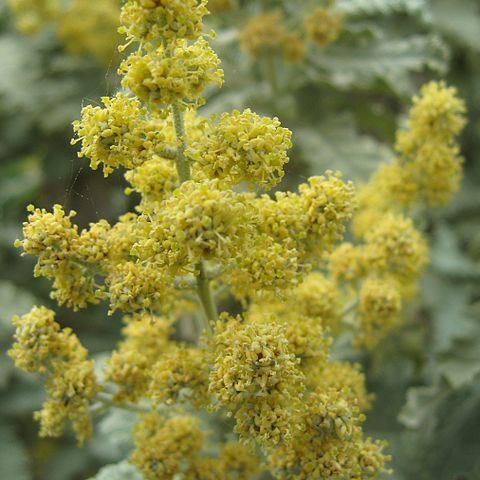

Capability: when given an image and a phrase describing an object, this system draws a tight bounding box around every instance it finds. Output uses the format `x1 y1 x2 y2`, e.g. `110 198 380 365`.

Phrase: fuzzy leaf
295 116 393 181
308 35 449 94
428 0 480 52
89 461 143 480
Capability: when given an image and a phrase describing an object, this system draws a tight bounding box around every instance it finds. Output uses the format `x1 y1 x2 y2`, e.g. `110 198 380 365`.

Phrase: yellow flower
8 0 59 34
135 179 251 271
9 306 99 444
267 386 389 479
105 349 150 403
106 260 176 314
329 242 367 283
305 361 374 412
247 308 331 366
364 214 428 284
188 109 292 189
400 80 466 142
207 0 233 14
295 272 341 329
37 358 99 444
149 344 209 407
9 306 70 373
119 39 223 107
119 314 173 363
234 393 303 449
131 413 204 480
226 233 303 299
240 11 306 64
125 156 179 210
299 171 356 252
119 0 208 45
209 314 304 413
72 93 164 176
57 0 120 63
304 5 344 47
355 277 402 349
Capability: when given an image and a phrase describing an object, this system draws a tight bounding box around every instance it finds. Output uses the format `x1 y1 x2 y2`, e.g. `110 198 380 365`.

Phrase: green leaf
89 409 137 462
88 461 143 480
0 423 31 480
0 156 43 206
295 115 393 181
436 319 480 388
0 280 38 330
428 0 480 52
398 383 446 429
337 0 427 16
430 222 480 282
308 35 449 95
399 379 480 479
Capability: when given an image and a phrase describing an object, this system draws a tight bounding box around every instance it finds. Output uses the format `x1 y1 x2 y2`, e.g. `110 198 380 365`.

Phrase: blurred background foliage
0 0 479 478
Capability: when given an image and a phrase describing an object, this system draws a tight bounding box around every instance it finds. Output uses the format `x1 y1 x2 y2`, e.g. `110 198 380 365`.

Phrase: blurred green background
1 0 479 478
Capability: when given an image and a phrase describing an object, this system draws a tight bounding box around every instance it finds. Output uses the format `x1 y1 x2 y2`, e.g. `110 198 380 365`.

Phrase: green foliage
89 461 142 480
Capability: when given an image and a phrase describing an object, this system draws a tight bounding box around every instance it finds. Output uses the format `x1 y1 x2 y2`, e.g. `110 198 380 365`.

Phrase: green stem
158 147 178 160
171 102 217 336
195 262 216 336
266 53 278 95
172 102 191 182
94 391 154 414
342 298 359 317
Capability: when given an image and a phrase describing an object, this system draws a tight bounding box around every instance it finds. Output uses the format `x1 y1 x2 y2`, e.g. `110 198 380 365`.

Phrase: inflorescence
9 0 466 478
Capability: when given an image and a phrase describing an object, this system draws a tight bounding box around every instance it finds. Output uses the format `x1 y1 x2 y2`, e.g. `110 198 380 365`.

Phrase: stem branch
171 102 218 337
195 262 217 336
172 103 191 182
94 391 155 414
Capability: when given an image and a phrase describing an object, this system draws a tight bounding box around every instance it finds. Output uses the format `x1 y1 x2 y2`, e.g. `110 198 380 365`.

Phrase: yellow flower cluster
328 81 466 349
240 1 344 67
105 261 177 314
240 11 306 64
9 307 99 444
119 39 223 108
134 179 250 271
206 314 389 478
132 412 261 480
355 277 402 349
15 205 106 309
11 1 393 478
187 109 292 189
395 81 466 205
305 361 374 412
209 314 305 449
247 307 331 366
57 0 120 63
149 345 209 407
189 442 260 479
124 156 178 208
267 386 389 480
355 81 466 233
8 0 120 63
364 214 428 287
329 213 428 348
209 314 304 410
131 413 204 479
8 0 58 34
299 171 356 252
207 0 233 14
105 314 173 402
72 93 165 176
119 0 208 45
304 4 344 47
